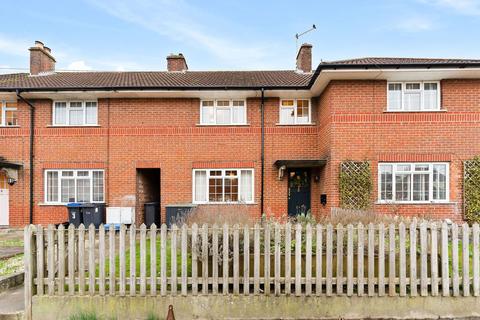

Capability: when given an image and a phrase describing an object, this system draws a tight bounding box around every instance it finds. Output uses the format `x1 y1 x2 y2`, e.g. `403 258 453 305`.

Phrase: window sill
275 123 316 126
47 125 101 128
196 123 250 127
375 201 454 205
0 125 20 128
383 110 447 113
38 202 107 206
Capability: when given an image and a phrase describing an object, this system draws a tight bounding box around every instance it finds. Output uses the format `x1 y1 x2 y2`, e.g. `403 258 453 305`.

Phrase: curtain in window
46 172 59 202
69 102 83 125
85 102 97 124
379 165 393 200
404 83 421 110
55 102 67 125
76 178 90 202
201 101 215 124
240 170 253 202
423 83 438 110
92 171 104 202
433 164 447 200
395 174 411 201
194 171 207 202
388 84 402 110
61 178 75 203
413 173 429 201
232 101 245 124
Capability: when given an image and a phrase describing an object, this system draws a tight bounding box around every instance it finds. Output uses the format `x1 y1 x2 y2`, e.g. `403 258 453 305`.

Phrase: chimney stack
296 43 312 73
29 41 56 75
167 53 188 72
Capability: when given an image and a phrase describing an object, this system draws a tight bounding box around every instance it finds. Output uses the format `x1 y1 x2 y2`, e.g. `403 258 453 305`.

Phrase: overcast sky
1 0 480 73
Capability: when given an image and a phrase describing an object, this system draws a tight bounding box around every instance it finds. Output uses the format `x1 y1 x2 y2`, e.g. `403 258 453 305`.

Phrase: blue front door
287 169 311 216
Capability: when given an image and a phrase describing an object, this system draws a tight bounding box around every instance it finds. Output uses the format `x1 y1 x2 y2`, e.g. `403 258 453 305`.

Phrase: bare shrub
321 207 436 225
182 204 253 227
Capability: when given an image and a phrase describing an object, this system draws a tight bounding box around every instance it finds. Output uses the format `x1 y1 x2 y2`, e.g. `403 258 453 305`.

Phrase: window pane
46 172 59 202
240 170 253 202
232 101 245 124
395 174 411 201
404 92 421 110
55 102 67 125
201 105 215 124
5 109 18 126
406 83 421 90
433 164 447 200
85 102 97 124
379 165 393 201
209 176 223 202
423 83 438 110
280 107 295 124
194 171 207 202
92 171 104 202
76 178 90 202
296 100 310 124
388 83 402 110
415 164 429 171
216 107 231 124
224 176 238 202
61 178 75 203
69 102 84 125
413 173 429 201
216 100 229 107
281 100 294 106
397 164 411 171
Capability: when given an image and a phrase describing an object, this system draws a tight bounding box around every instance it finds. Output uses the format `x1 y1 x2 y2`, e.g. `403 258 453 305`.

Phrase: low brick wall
32 295 480 319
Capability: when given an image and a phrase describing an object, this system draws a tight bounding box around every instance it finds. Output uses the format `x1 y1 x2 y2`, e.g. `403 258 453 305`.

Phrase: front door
287 169 311 216
0 173 9 225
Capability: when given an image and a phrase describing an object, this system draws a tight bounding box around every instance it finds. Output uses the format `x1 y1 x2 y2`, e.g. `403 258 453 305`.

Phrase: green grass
0 239 23 248
68 312 99 320
101 238 192 277
0 254 24 277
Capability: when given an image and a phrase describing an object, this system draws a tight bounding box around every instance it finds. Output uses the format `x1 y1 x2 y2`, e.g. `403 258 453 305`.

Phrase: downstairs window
193 169 254 203
45 169 104 204
378 163 448 203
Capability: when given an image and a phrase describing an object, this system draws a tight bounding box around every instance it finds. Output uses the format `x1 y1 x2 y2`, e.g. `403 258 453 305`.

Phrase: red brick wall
2 78 479 226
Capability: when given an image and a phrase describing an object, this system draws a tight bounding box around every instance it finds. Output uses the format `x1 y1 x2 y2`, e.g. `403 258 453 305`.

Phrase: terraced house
1 40 480 227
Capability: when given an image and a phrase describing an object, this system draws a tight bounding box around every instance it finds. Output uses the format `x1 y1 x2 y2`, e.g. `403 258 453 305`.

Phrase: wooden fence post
347 224 354 296
441 222 450 297
357 223 365 297
58 224 65 296
399 223 406 297
150 224 157 296
24 225 34 320
473 223 480 297
336 224 344 295
129 224 136 296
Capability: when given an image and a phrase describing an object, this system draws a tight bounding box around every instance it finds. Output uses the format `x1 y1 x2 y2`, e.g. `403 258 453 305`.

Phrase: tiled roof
320 57 480 66
0 70 312 91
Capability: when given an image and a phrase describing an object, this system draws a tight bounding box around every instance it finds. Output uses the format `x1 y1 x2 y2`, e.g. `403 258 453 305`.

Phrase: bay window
53 101 98 126
200 100 246 125
0 101 18 127
378 163 448 203
193 169 254 203
387 82 440 111
45 170 104 204
279 99 311 124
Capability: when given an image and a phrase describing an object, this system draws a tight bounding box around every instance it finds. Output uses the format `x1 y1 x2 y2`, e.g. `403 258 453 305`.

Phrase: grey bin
165 204 196 228
82 203 106 228
144 202 160 227
66 203 83 227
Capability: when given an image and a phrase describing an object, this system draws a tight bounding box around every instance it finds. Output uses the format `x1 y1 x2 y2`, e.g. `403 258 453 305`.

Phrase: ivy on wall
339 161 372 210
464 157 480 223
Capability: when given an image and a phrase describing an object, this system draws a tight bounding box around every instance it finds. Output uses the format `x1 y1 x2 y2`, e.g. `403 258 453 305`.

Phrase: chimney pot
296 43 313 73
29 41 56 75
167 53 188 72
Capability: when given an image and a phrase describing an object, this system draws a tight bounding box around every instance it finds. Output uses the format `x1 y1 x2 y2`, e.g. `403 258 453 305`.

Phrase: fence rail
24 221 480 303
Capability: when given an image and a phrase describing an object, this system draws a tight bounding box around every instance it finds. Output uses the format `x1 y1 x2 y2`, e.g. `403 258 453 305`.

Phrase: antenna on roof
295 24 316 50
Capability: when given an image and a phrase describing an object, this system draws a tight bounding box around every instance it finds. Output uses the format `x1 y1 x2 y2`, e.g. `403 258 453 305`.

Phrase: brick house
1 41 480 226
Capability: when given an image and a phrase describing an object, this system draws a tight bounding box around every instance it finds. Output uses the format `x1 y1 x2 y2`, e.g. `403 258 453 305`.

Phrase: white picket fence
24 221 480 316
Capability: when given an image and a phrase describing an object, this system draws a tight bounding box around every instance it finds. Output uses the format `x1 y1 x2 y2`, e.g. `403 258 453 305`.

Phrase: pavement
0 285 24 315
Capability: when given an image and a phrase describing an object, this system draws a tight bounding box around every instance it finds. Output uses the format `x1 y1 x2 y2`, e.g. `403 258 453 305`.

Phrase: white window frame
279 98 312 125
199 99 247 125
387 81 441 112
377 162 449 204
0 100 18 127
52 101 98 126
44 169 105 204
192 168 254 204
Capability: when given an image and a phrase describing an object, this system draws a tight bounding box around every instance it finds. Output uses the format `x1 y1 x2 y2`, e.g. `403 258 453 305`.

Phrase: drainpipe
16 90 35 225
260 88 265 218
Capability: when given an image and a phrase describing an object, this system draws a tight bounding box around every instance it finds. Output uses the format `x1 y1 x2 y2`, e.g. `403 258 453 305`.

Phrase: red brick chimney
29 41 56 75
167 53 188 72
296 43 312 73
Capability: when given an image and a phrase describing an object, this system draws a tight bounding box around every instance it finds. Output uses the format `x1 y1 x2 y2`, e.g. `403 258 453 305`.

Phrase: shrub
182 204 253 227
465 157 480 223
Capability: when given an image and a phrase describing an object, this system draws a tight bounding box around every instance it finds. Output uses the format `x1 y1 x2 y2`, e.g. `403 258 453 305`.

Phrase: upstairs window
387 82 440 111
53 101 98 126
279 99 311 124
45 169 104 204
193 169 254 204
378 163 448 203
0 101 18 127
200 100 246 125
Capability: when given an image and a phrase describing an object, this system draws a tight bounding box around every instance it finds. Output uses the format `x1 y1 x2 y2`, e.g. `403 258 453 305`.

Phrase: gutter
15 90 35 225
